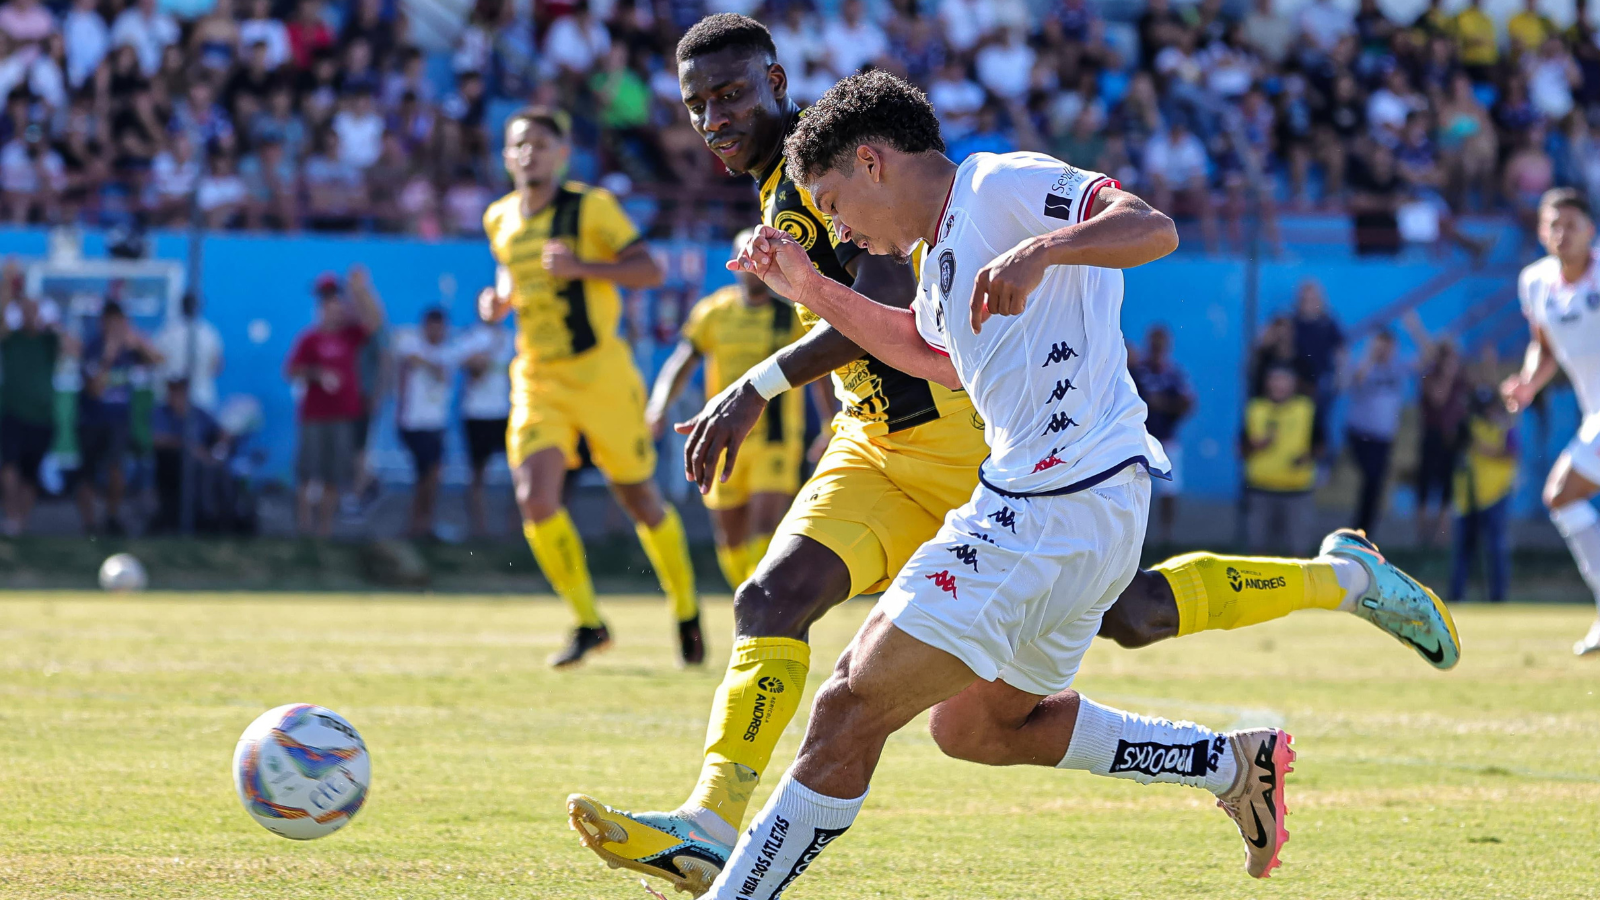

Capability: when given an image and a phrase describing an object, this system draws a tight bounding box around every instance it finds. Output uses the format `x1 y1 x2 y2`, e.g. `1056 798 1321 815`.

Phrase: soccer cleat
678 614 706 667
567 795 730 896
1216 728 1294 879
1320 528 1461 670
548 624 612 669
1575 618 1600 656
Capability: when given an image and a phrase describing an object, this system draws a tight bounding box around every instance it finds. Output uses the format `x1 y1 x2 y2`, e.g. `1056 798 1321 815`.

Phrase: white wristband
747 356 793 400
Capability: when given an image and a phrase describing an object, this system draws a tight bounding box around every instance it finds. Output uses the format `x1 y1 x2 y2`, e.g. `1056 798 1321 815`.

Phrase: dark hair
102 300 125 319
675 13 776 64
1539 187 1592 220
504 105 569 140
784 70 945 184
423 307 446 323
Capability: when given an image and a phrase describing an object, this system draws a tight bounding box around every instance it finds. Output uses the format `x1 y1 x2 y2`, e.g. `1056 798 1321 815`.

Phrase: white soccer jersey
912 151 1169 495
1520 248 1600 417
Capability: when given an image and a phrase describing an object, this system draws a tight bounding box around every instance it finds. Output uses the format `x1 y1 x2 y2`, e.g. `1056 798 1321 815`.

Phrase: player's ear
858 145 881 182
768 61 787 103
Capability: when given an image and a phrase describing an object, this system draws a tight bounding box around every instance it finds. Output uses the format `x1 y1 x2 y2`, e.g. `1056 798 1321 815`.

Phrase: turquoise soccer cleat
1319 529 1461 670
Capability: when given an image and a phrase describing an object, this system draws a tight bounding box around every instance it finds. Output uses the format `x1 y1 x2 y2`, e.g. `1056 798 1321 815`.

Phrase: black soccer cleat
678 614 705 667
549 624 612 669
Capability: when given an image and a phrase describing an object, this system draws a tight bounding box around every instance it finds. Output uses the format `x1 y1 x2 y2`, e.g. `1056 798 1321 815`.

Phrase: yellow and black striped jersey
484 182 638 369
756 120 970 439
682 285 806 445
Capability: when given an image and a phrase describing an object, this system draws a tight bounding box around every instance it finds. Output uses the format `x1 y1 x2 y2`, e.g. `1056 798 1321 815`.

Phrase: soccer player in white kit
1506 188 1600 655
673 71 1298 899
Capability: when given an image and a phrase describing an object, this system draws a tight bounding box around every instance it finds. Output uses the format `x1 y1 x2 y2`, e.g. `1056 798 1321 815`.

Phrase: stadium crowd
0 0 1592 245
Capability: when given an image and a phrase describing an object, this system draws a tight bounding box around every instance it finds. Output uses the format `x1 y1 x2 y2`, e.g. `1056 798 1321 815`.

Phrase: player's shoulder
483 191 519 232
569 180 620 206
1519 254 1560 291
694 285 742 315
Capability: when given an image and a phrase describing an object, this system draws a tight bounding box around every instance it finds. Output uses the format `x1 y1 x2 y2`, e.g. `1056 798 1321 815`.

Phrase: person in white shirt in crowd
821 0 886 78
1142 119 1218 252
63 0 108 89
767 3 823 86
332 89 383 170
111 0 178 75
1367 66 1424 146
450 318 514 538
395 307 453 540
1241 0 1294 65
0 0 56 48
938 0 996 54
975 26 1035 103
928 59 986 139
544 0 609 81
0 128 62 222
237 0 287 70
148 130 199 224
153 291 224 412
1298 0 1354 55
197 150 248 227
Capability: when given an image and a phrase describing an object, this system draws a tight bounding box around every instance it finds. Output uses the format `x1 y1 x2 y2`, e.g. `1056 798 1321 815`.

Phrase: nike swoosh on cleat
1246 805 1270 848
685 830 717 845
1399 634 1446 664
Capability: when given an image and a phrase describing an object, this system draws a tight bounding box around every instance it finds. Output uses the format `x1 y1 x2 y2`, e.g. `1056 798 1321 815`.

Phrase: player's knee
1097 571 1176 649
732 576 810 639
927 710 1010 765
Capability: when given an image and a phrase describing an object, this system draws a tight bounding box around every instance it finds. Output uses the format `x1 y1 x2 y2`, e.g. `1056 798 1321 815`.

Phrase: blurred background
0 0 1591 597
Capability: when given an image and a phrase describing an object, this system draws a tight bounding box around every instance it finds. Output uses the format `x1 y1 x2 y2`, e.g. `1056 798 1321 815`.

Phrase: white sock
1325 556 1370 613
703 771 865 900
680 804 738 848
1057 696 1237 795
1552 501 1600 611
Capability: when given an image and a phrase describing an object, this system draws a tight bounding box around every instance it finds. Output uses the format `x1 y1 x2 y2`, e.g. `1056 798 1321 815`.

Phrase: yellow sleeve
681 296 717 354
482 198 507 264
580 187 641 258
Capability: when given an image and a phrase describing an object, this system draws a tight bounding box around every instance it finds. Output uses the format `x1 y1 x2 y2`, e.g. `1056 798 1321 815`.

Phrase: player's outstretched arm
646 339 702 439
731 226 960 390
972 187 1177 332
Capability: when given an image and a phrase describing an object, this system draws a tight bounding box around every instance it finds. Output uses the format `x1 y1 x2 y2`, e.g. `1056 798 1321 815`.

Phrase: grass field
1 592 1598 899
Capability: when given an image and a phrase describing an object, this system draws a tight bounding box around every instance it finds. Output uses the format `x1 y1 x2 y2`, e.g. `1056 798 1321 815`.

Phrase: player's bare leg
1542 454 1600 654
515 447 609 667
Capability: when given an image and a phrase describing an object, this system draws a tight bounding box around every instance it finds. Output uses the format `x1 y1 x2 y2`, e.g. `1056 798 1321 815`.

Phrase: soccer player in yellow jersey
647 231 811 590
566 15 1459 895
478 107 703 669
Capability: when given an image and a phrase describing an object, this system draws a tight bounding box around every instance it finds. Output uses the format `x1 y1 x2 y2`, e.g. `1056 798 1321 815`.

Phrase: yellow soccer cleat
567 794 730 896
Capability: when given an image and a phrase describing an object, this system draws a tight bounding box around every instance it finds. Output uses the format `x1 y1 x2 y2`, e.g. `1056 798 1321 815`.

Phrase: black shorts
464 417 507 470
1 415 53 484
78 420 130 483
400 428 444 475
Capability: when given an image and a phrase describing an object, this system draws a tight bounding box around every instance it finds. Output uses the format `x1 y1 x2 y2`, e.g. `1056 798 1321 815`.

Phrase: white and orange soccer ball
232 704 370 840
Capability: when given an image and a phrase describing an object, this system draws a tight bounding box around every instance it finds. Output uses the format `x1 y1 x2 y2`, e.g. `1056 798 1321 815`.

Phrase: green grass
1 593 1597 899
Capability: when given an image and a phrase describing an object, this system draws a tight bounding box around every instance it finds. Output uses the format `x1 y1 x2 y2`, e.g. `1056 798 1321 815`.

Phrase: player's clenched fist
542 240 583 279
971 237 1048 333
726 224 817 300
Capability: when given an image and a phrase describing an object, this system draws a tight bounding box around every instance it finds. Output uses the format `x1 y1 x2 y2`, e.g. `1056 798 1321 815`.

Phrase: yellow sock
1154 551 1343 637
714 542 749 590
524 511 601 628
685 637 811 831
743 533 772 577
637 506 699 621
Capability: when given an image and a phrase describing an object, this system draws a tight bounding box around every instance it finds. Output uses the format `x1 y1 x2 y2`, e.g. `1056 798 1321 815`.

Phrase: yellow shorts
704 436 804 511
506 341 656 485
774 409 988 597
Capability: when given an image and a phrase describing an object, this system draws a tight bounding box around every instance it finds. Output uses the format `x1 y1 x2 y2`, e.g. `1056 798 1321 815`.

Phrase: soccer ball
98 553 147 592
232 704 371 840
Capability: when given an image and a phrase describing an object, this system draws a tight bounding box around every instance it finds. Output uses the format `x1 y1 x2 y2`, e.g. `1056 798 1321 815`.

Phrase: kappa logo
756 676 785 694
990 506 1018 532
926 570 958 599
938 249 956 301
942 212 956 239
1033 448 1067 473
1043 412 1078 436
1041 342 1078 366
948 544 979 572
934 299 945 332
1043 193 1074 221
1226 566 1288 592
1107 738 1213 778
1048 377 1075 402
965 529 997 545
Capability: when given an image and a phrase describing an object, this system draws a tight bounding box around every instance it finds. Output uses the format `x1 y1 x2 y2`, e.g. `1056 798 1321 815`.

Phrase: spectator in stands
189 0 240 73
238 0 287 70
303 128 365 230
0 0 55 48
332 89 383 170
1348 141 1405 255
1437 72 1498 211
1142 119 1219 253
197 151 248 227
1449 380 1516 603
284 266 382 538
1242 365 1321 555
394 307 451 540
239 135 296 228
452 317 513 538
1342 328 1411 535
77 300 161 536
544 0 609 82
110 0 178 76
1415 335 1471 548
285 0 332 70
975 25 1034 102
148 376 229 534
1509 0 1556 54
1452 0 1499 81
0 126 63 223
63 0 108 90
148 130 199 224
0 269 68 536
1289 278 1344 445
153 291 223 412
1130 324 1193 546
1299 0 1354 54
1250 314 1296 397
822 0 888 78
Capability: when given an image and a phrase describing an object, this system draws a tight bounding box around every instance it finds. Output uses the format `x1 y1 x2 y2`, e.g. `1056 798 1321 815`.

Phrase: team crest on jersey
938 249 956 301
774 210 819 250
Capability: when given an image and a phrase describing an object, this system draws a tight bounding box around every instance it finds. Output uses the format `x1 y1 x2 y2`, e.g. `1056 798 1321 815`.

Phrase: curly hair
784 70 945 185
675 13 776 64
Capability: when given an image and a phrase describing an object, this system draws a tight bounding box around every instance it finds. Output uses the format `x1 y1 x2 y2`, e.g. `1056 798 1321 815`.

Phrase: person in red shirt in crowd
284 265 384 536
286 0 334 69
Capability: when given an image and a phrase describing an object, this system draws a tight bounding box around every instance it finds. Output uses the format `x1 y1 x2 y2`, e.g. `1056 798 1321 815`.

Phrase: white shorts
877 465 1150 697
1152 442 1182 496
1565 413 1600 485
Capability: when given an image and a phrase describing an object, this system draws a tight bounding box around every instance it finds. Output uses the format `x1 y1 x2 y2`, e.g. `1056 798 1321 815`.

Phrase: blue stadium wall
0 226 1574 514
